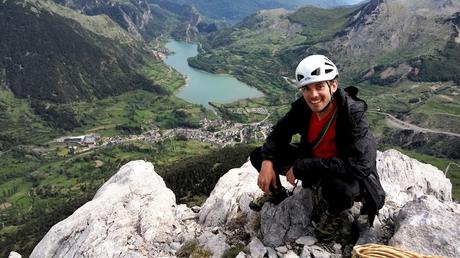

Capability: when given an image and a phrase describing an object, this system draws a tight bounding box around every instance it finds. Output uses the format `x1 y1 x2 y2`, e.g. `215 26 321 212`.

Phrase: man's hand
286 167 296 186
258 160 277 192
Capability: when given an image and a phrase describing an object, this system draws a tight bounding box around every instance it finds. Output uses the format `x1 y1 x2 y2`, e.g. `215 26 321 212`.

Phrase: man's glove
292 157 348 186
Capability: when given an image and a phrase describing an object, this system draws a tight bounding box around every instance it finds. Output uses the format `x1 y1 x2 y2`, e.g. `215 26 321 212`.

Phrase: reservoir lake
164 40 263 108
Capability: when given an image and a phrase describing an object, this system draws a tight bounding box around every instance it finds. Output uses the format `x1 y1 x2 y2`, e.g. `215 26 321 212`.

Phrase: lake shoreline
163 40 263 108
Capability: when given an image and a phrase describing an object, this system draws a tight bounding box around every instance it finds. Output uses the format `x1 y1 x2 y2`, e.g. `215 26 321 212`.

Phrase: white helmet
295 55 339 88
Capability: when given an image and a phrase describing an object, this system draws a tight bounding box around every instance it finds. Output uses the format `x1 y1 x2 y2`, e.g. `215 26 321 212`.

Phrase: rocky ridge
328 0 460 78
14 149 459 257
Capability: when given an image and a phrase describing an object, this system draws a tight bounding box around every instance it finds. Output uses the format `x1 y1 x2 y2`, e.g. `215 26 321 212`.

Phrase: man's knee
321 178 360 214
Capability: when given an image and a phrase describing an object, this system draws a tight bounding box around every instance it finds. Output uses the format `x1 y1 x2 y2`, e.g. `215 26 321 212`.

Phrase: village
55 111 273 155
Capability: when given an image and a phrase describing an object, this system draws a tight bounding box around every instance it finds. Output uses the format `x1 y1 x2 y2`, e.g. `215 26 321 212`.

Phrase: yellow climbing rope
352 244 443 258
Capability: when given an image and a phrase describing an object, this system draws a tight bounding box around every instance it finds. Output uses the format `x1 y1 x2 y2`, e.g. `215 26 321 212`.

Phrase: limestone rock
356 150 454 245
284 250 300 258
261 188 313 247
267 247 278 258
377 149 452 206
199 161 261 227
296 235 317 246
8 252 21 258
197 231 229 258
30 161 197 258
199 161 293 229
389 195 460 257
235 252 249 258
301 245 338 258
248 237 267 258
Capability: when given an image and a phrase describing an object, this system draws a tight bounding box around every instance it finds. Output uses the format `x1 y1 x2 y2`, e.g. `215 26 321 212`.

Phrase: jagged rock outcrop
389 195 460 257
21 149 459 258
377 149 451 205
259 188 314 247
29 161 202 257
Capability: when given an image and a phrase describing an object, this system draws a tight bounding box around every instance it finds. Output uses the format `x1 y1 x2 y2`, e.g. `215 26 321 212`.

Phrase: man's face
301 80 338 113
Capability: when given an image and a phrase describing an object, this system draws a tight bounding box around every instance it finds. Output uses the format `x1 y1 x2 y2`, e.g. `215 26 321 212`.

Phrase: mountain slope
52 0 211 41
324 0 460 83
189 6 360 104
0 0 164 104
172 0 366 24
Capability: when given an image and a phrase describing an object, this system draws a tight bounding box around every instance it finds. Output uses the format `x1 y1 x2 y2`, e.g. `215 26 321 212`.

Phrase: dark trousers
250 146 360 214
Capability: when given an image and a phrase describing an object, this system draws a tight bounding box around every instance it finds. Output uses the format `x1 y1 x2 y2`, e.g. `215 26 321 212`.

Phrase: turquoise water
164 40 263 108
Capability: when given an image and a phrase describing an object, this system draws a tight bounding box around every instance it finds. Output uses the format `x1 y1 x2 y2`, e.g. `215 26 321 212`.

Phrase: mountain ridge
170 0 367 24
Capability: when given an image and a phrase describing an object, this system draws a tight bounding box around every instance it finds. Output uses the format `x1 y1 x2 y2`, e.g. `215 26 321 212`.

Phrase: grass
288 5 357 43
222 244 250 258
37 0 136 44
69 89 215 137
358 81 460 130
0 88 58 146
0 2 459 253
177 239 212 258
0 139 215 208
140 60 186 93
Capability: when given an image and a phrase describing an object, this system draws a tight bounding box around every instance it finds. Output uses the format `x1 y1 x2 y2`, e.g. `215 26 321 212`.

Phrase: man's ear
330 79 338 93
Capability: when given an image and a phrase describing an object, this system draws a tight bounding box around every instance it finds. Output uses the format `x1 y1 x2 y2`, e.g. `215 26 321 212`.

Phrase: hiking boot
249 188 288 211
310 189 328 223
312 210 343 241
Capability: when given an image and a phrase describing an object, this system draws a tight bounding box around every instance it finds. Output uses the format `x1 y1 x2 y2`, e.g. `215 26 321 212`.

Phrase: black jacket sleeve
261 102 303 161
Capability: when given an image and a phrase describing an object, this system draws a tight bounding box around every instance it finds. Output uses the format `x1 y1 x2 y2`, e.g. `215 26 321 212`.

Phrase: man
249 54 385 241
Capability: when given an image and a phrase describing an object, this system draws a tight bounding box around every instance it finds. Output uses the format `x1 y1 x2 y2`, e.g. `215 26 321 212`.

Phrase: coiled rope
352 244 442 258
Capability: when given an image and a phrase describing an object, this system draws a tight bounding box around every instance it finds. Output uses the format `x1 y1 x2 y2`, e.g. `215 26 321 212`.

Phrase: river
164 40 263 108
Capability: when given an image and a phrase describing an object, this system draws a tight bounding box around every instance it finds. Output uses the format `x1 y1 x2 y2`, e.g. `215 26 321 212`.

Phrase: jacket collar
292 88 367 128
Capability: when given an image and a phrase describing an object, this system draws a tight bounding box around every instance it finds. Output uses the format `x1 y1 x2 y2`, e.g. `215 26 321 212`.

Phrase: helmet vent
297 74 304 81
325 69 333 74
324 62 334 67
310 68 321 76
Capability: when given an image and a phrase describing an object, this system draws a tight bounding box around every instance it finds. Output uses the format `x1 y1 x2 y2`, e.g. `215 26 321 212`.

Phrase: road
369 111 460 138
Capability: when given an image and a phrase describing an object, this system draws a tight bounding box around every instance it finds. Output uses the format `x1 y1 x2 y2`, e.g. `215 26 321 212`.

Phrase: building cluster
55 135 98 155
143 118 273 146
234 107 269 115
54 116 274 155
58 135 97 145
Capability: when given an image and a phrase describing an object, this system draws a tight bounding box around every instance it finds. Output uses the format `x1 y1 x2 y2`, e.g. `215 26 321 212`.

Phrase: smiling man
249 55 385 241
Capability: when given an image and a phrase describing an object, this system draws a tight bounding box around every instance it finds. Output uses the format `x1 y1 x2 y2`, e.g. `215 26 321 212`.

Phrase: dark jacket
261 87 385 225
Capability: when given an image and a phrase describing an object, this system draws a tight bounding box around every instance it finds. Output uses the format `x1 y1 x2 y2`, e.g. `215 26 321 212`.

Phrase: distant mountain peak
324 0 460 78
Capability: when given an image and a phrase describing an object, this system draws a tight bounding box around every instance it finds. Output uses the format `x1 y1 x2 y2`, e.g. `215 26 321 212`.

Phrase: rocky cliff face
328 0 460 78
16 149 459 258
53 0 208 42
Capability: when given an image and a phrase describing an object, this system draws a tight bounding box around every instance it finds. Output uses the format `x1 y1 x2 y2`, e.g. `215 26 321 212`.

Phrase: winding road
369 110 460 138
